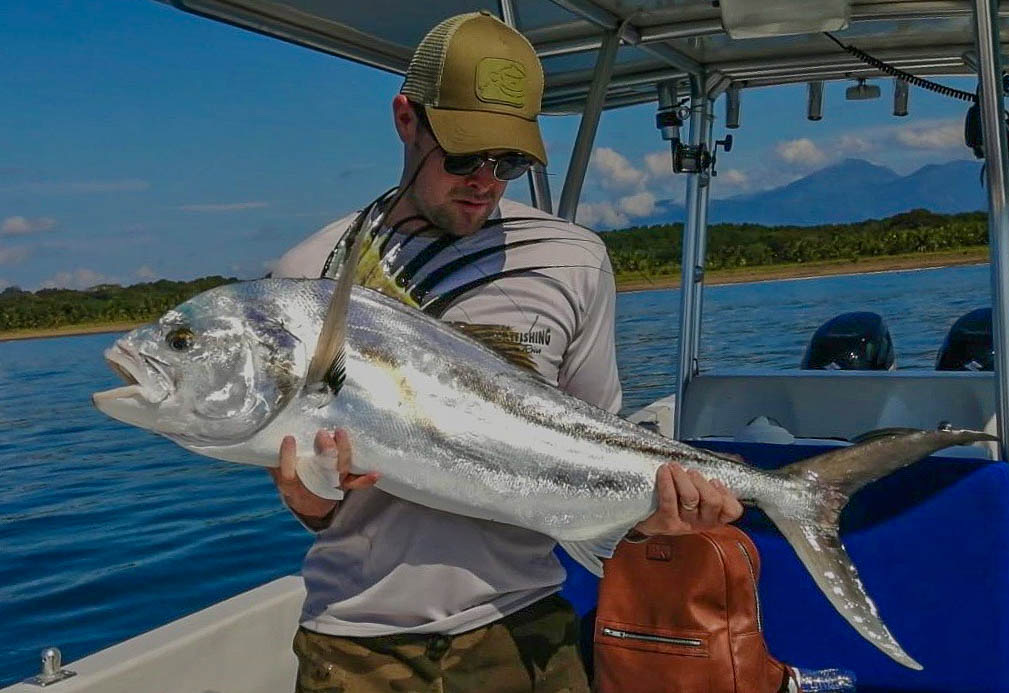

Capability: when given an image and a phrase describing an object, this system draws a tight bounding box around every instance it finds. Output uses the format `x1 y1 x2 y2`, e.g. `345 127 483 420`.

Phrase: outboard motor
801 311 895 370
936 307 993 371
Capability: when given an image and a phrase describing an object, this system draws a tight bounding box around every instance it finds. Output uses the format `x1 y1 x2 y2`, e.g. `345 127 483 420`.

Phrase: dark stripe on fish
440 359 696 464
412 417 637 498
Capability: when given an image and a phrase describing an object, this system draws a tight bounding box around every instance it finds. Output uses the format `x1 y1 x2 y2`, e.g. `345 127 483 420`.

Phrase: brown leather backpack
593 525 794 693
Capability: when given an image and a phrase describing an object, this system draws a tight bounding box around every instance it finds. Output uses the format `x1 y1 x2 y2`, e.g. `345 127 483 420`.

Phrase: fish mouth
93 343 170 406
108 358 139 386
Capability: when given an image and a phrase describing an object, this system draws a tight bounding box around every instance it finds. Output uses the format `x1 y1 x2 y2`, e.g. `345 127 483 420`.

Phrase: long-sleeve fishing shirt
271 197 622 636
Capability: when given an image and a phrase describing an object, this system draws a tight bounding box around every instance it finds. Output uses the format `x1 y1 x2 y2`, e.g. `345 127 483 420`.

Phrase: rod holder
894 78 909 116
726 85 741 129
656 80 683 142
807 81 824 121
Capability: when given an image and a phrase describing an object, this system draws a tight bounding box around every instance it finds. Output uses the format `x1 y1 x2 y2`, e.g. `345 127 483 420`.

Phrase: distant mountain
645 158 986 226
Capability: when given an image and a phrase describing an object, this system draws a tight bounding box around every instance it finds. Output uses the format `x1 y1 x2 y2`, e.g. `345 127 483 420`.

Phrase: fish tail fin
762 428 996 671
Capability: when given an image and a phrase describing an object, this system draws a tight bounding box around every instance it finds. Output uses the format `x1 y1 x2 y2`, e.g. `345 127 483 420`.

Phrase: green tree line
600 208 989 277
0 277 237 331
0 209 990 332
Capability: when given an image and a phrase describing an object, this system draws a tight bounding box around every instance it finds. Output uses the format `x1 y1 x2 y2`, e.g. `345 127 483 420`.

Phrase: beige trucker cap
401 11 547 165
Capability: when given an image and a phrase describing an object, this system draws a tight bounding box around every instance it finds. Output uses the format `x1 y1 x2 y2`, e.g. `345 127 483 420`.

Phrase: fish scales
339 287 779 539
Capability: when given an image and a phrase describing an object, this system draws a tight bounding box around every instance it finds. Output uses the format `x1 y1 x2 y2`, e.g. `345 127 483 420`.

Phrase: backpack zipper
736 541 762 631
601 627 703 648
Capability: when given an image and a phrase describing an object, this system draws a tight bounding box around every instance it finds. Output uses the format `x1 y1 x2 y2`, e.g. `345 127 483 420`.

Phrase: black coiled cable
823 32 978 103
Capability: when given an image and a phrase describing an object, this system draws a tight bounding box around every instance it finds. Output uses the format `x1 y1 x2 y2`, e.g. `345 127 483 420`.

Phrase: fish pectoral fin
762 506 922 671
559 528 633 578
294 453 345 502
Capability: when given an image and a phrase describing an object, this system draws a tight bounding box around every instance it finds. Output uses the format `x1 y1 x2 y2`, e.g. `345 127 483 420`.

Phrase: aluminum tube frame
543 91 663 115
498 0 555 213
673 81 714 440
547 0 703 75
547 67 683 97
972 0 1009 460
557 30 620 221
178 0 412 73
498 0 518 27
687 98 715 385
528 165 554 213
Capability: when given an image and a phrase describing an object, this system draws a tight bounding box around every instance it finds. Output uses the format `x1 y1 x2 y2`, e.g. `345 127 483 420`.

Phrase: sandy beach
613 247 989 292
1 247 990 342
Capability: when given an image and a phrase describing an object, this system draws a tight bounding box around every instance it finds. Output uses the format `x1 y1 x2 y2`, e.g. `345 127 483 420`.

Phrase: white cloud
1 216 57 235
644 150 673 177
775 138 828 167
577 201 629 229
895 121 961 150
719 169 749 188
838 134 872 153
40 268 118 290
579 192 658 229
0 246 31 265
178 201 269 212
591 147 646 190
135 265 157 281
0 278 11 291
619 191 656 218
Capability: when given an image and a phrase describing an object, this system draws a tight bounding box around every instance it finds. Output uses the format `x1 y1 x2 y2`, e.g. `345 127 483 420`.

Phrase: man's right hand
269 429 380 525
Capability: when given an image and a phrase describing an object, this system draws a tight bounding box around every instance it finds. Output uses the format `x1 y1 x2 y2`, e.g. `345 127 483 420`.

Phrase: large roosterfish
92 198 994 670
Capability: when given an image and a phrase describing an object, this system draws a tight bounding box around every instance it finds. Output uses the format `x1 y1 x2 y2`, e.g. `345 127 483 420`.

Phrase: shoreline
613 247 989 292
0 321 147 343
1 248 990 342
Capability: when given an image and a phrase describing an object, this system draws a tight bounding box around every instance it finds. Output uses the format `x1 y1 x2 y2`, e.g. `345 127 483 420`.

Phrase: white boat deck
2 576 304 693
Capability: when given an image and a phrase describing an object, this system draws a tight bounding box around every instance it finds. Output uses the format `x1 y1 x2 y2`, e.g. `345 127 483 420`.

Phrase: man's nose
465 162 498 189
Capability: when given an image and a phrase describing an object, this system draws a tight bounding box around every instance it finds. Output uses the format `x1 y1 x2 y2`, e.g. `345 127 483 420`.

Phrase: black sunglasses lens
442 154 484 177
493 155 534 181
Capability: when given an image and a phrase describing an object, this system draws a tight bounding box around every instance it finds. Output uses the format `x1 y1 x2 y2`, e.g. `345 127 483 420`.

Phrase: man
269 11 742 692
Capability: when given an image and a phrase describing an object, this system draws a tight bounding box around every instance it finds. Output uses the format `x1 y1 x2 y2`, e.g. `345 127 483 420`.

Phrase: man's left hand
632 463 743 538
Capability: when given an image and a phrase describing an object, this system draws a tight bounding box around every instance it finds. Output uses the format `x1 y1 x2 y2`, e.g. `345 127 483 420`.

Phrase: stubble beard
408 186 494 237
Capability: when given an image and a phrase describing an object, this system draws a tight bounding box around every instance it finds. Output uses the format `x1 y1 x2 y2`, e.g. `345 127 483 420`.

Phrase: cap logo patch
475 58 526 108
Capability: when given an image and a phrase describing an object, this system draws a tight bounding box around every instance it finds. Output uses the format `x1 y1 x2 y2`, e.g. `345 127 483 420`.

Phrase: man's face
406 121 509 237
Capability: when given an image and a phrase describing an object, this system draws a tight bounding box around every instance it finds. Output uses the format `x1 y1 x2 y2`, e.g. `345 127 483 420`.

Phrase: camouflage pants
293 594 590 693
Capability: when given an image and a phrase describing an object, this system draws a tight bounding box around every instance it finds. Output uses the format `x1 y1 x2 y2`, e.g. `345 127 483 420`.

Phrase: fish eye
166 327 195 351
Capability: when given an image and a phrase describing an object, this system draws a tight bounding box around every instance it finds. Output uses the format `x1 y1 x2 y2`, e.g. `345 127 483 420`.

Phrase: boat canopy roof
159 0 1007 113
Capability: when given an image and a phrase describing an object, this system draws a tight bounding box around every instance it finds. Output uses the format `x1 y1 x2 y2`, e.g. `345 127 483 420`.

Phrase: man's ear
392 95 418 144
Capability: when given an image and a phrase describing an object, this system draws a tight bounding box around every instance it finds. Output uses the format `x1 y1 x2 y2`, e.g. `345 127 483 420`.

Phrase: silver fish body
93 278 995 671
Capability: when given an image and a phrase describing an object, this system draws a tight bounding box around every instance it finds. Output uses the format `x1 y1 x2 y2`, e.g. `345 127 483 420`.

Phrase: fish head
92 283 306 446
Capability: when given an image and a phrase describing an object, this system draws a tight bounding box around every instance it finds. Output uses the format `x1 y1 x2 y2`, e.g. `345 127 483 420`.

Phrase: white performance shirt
272 197 622 636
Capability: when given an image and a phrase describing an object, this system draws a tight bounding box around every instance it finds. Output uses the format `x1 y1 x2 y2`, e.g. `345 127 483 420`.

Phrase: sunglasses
411 103 535 182
440 150 536 182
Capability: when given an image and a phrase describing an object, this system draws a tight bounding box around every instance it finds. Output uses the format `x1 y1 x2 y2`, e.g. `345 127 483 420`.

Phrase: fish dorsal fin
447 322 540 375
304 206 373 393
306 188 423 393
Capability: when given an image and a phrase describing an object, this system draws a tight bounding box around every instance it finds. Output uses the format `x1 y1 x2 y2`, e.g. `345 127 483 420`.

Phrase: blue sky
1 0 980 290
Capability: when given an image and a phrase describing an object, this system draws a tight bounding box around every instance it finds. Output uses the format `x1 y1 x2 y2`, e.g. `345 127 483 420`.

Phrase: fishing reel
964 75 1009 160
671 135 734 176
655 86 734 177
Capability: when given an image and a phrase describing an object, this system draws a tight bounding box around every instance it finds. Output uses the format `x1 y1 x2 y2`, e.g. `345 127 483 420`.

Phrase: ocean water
0 263 992 686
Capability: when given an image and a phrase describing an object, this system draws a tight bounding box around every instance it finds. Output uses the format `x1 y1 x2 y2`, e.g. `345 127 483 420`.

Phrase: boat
6 1 1009 690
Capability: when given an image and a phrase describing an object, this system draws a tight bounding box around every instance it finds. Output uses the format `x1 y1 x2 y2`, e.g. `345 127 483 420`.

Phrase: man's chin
441 208 491 236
